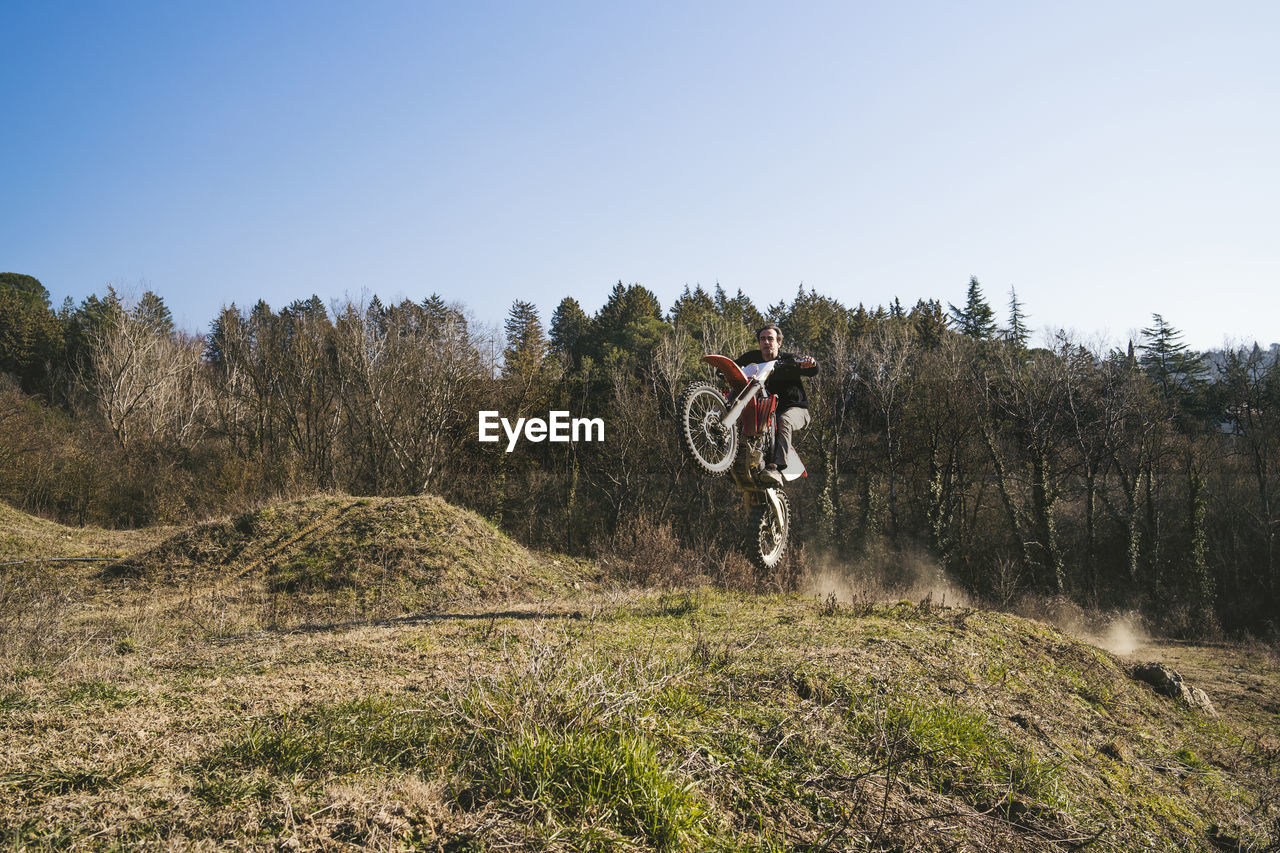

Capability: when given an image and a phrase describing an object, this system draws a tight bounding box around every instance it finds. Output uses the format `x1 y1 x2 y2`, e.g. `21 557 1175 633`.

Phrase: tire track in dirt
234 500 360 580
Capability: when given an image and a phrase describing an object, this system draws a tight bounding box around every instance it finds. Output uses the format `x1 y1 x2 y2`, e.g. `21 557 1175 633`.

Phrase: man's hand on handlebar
776 353 818 372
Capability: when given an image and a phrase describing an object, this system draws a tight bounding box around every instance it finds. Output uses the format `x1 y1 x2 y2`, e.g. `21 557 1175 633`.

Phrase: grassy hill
0 500 171 562
1 496 1277 850
108 494 600 621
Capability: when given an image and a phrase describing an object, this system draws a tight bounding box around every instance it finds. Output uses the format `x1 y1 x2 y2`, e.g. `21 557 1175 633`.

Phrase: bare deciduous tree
334 298 492 495
857 320 916 542
83 305 209 454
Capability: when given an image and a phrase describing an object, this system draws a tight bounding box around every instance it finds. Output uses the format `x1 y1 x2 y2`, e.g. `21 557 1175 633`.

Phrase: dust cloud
801 547 1149 656
1011 594 1150 657
801 544 972 609
1100 619 1145 656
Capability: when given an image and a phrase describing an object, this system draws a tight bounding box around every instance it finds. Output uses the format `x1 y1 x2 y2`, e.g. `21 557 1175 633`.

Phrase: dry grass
1 497 1278 851
0 500 171 563
1 501 172 668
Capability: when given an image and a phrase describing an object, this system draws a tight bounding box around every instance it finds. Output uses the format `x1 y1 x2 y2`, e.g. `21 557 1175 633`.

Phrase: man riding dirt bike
734 324 818 485
679 324 818 570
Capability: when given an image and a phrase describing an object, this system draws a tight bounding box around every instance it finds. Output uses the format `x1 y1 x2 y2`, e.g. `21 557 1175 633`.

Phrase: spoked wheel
679 381 737 475
749 489 790 571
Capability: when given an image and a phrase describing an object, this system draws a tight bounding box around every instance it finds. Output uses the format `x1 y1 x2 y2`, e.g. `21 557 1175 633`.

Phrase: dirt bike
679 354 808 570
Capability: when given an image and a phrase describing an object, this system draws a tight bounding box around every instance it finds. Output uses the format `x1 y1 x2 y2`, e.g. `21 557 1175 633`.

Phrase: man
735 323 818 486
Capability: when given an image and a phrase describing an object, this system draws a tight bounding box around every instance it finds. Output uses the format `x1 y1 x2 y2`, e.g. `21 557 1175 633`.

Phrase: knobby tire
679 381 737 475
749 489 790 571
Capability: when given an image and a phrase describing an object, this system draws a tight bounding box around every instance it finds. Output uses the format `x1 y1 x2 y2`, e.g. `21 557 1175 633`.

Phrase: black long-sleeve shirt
734 350 818 412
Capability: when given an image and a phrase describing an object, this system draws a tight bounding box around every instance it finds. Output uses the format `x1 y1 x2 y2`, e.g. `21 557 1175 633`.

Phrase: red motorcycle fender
702 355 750 392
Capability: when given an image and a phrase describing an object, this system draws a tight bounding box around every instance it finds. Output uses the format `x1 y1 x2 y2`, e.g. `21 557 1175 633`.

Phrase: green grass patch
482 726 705 850
204 695 444 779
189 769 276 805
266 549 350 593
0 761 150 795
62 679 140 708
0 690 34 712
655 590 708 618
1 819 76 851
200 672 709 850
847 688 1061 813
1174 747 1208 771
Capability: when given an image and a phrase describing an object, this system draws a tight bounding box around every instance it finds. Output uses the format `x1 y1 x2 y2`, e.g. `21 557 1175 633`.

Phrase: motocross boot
757 464 783 487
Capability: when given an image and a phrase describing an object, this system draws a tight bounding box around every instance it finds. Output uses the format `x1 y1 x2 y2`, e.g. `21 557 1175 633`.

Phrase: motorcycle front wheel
749 489 790 571
679 381 737 475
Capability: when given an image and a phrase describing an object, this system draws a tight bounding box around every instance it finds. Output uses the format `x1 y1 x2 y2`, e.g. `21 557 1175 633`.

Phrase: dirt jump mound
109 494 595 614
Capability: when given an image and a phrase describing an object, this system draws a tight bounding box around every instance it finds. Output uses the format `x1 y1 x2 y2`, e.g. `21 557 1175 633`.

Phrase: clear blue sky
4 1 1277 351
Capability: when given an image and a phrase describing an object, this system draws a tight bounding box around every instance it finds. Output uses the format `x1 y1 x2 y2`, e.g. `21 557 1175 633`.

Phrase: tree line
2 271 1278 638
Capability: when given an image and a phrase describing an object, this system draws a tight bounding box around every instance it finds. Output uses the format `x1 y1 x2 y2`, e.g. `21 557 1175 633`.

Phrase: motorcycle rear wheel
749 489 790 571
679 381 737 475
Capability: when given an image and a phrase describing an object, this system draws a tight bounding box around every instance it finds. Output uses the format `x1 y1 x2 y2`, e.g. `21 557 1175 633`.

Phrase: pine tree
61 287 124 376
848 304 873 339
0 273 63 393
549 297 591 365
1138 314 1204 401
286 294 328 322
714 284 764 331
422 293 466 334
1004 286 1030 349
502 300 548 377
590 282 665 367
780 286 849 352
765 297 788 324
668 285 716 328
204 304 244 367
134 290 174 337
948 276 997 340
908 299 949 349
